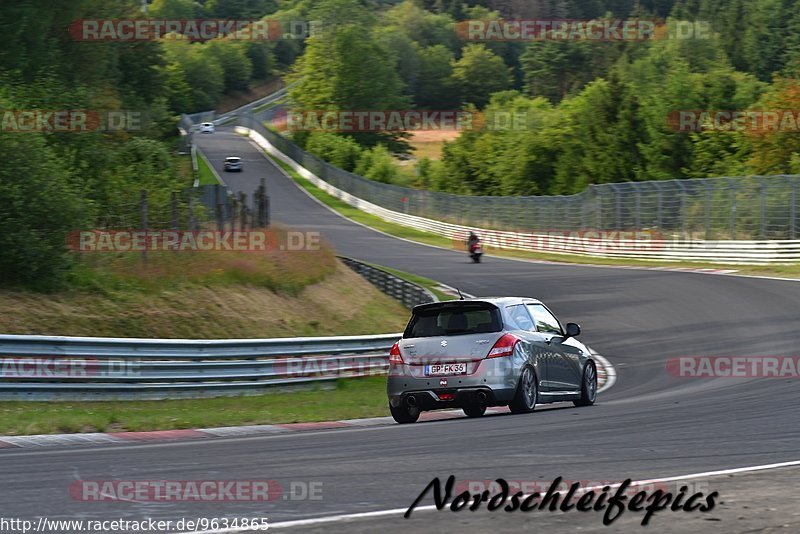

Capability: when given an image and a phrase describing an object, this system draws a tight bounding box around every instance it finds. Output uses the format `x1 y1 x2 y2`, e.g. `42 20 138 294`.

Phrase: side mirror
563 322 581 341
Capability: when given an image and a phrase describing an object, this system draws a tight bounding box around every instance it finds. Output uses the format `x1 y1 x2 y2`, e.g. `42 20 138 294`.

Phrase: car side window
506 305 535 331
526 304 563 335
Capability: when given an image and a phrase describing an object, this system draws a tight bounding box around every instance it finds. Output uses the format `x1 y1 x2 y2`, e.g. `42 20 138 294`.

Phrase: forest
1 0 798 288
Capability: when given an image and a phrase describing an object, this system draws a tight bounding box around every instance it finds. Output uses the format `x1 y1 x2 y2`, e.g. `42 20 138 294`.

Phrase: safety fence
238 120 800 264
252 116 800 241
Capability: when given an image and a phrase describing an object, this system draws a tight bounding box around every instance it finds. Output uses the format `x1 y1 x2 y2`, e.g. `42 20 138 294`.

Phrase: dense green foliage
0 0 288 289
285 0 800 195
3 0 799 289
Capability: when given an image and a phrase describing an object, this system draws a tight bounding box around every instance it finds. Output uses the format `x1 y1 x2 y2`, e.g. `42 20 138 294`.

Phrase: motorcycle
469 242 483 263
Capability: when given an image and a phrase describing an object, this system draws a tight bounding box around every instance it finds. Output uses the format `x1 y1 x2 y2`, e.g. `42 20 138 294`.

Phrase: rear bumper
388 386 515 410
387 358 518 409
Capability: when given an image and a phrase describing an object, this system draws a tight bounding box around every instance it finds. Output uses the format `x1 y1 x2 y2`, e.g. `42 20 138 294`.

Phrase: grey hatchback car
387 297 597 423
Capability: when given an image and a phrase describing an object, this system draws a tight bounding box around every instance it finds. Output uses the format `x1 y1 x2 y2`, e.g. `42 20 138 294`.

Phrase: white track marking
178 459 800 532
594 352 617 393
247 141 625 395
241 137 800 285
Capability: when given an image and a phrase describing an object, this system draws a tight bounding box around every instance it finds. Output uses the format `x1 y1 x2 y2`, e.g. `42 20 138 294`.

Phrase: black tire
390 402 420 424
509 366 537 414
463 404 487 418
573 363 598 407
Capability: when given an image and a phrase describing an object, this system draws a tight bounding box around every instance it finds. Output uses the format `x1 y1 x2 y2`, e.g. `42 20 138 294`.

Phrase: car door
526 304 583 391
505 304 553 392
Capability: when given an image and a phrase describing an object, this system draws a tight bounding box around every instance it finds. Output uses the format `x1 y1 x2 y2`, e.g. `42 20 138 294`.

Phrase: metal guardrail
214 83 292 126
241 114 800 241
0 253 433 401
0 333 400 400
239 120 800 264
340 257 436 309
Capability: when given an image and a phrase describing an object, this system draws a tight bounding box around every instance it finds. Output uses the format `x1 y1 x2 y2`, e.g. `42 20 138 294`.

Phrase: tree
355 145 401 183
415 45 455 108
449 44 512 108
376 28 421 98
740 0 788 81
163 38 225 111
204 0 277 19
150 0 195 18
206 40 253 93
289 25 408 111
305 132 364 171
0 132 88 290
746 73 800 174
244 41 274 80
384 0 460 51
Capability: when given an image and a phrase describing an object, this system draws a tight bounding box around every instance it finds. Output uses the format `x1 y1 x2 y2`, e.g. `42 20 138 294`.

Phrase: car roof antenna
457 287 465 300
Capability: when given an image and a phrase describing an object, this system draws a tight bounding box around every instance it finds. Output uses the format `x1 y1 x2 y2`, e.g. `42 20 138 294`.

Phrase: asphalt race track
3 128 799 533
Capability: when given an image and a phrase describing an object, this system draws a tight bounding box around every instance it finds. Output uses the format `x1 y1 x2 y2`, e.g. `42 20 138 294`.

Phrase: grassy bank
266 154 800 280
196 152 221 185
0 236 408 338
0 377 389 435
0 231 447 435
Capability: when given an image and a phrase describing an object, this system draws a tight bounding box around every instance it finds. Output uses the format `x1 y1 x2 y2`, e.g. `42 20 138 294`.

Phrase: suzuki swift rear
387 297 597 423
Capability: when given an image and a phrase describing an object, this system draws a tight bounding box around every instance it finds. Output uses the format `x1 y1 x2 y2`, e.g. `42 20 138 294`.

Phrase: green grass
266 154 800 280
1 240 410 338
0 377 390 435
197 152 221 185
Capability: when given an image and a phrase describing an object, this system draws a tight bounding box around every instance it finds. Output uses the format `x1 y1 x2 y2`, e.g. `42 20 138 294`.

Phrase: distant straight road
0 128 797 533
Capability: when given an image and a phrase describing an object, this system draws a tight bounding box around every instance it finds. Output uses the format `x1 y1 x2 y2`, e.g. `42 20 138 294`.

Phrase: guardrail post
790 177 797 240
704 183 712 240
594 187 602 231
188 195 197 231
675 181 687 240
610 185 622 231
231 196 239 233
215 185 224 231
655 184 663 233
727 179 737 240
239 192 247 231
760 179 766 239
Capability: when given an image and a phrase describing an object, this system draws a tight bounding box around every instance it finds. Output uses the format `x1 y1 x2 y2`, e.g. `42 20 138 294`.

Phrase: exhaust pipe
476 391 488 404
406 395 418 407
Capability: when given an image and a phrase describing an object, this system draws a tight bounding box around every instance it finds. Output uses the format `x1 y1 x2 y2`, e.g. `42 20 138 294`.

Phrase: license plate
424 363 468 376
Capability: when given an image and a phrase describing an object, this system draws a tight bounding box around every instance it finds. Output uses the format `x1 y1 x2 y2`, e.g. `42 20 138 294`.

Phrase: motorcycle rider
467 232 480 253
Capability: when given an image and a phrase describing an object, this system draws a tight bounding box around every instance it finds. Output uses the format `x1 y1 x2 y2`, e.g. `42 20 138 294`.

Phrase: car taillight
487 333 518 358
388 342 404 364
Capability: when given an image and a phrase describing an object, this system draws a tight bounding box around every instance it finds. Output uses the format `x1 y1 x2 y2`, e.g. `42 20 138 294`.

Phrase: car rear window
404 303 502 338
